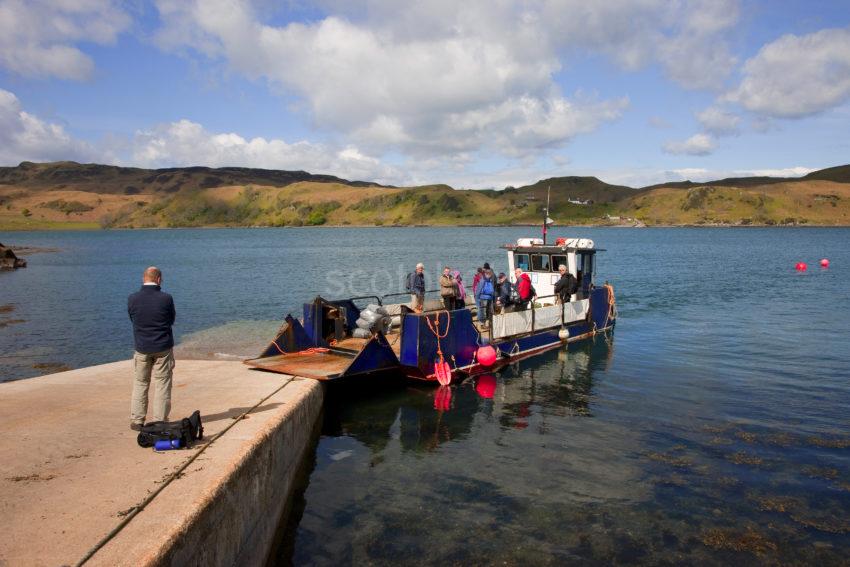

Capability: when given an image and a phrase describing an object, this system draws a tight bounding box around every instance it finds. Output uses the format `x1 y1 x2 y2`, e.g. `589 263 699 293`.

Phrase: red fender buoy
820 258 830 268
795 262 807 272
477 345 497 367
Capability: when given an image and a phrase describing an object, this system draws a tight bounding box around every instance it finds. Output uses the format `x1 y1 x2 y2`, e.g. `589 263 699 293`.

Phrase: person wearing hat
496 272 512 313
476 268 496 326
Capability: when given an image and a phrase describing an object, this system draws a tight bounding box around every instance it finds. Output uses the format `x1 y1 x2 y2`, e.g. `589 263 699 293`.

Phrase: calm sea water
1 227 849 564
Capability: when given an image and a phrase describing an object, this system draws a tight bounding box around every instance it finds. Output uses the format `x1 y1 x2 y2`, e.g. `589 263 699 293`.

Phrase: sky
0 0 849 189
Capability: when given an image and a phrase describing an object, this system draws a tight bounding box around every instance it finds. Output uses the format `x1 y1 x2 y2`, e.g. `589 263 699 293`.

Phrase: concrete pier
0 360 323 566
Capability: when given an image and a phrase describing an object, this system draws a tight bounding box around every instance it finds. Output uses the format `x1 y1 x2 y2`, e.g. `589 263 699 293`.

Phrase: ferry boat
244 236 616 383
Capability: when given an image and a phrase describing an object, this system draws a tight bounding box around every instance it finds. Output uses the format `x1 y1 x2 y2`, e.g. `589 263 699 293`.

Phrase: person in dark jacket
128 266 176 430
554 264 578 303
408 263 426 312
496 272 512 313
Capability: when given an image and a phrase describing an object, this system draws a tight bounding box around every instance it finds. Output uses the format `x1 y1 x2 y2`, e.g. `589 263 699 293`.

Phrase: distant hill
638 164 850 192
0 161 385 195
801 164 850 183
639 176 800 191
512 176 635 202
1 161 848 229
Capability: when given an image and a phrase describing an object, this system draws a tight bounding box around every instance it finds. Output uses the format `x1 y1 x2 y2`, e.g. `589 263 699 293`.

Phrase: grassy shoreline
3 220 849 232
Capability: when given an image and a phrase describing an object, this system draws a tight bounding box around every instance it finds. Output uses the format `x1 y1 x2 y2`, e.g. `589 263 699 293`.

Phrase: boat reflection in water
273 334 649 566
321 334 615 453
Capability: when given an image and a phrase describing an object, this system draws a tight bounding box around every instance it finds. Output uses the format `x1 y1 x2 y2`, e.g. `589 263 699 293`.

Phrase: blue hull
245 286 616 383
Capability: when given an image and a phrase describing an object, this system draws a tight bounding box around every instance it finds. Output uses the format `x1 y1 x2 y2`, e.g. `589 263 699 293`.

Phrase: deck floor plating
246 331 403 379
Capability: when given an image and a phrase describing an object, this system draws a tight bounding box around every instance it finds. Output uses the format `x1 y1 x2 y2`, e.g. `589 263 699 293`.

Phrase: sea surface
1 227 849 564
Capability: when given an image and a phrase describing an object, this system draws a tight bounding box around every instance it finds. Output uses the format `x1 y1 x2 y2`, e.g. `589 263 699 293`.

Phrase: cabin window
551 255 567 272
531 254 551 271
514 253 530 271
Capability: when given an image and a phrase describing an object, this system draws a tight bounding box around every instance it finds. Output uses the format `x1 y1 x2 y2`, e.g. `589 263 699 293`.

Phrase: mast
542 185 551 244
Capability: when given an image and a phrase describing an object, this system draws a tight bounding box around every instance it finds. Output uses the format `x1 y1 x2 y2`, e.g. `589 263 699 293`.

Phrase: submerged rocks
0 242 27 269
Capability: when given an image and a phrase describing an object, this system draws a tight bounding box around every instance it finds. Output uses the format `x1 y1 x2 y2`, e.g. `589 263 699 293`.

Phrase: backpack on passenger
137 410 204 449
480 279 494 299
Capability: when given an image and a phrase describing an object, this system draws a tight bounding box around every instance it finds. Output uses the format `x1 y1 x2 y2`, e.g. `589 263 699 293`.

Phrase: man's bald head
143 266 162 284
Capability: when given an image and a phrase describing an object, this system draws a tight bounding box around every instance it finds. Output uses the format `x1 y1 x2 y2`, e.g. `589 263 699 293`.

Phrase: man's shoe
130 422 144 431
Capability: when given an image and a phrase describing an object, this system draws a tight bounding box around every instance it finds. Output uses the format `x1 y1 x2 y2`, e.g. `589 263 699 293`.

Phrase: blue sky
1 0 849 188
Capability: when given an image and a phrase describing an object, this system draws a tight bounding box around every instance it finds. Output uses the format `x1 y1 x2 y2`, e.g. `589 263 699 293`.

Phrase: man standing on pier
127 266 176 431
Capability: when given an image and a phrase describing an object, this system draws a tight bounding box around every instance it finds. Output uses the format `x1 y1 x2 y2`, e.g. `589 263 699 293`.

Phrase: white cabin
502 237 599 304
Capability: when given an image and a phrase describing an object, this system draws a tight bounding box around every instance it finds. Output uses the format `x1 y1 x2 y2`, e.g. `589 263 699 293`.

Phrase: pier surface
0 360 323 566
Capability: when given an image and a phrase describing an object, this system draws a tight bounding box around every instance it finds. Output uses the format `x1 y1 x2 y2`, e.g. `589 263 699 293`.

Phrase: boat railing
382 283 475 304
486 293 566 336
380 289 441 303
345 295 383 306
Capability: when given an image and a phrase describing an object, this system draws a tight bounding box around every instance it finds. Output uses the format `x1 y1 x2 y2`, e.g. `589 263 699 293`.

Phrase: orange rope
425 310 451 339
267 339 330 357
425 311 452 383
290 347 330 356
269 337 286 355
603 284 617 328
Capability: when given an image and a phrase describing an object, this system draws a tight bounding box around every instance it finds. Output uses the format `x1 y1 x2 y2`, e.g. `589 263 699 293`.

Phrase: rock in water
0 242 27 269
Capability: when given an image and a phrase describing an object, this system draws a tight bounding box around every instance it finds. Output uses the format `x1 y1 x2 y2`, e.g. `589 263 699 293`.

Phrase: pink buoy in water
795 262 807 271
477 345 497 367
820 258 830 268
475 374 497 399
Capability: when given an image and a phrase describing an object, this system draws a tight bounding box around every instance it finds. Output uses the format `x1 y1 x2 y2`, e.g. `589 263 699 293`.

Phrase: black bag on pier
137 410 204 448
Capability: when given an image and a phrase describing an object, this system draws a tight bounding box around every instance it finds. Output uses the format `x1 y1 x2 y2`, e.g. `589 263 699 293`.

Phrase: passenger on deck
472 267 484 313
452 270 467 310
514 268 534 311
408 263 426 312
496 272 511 313
554 264 577 304
476 269 496 326
440 267 457 310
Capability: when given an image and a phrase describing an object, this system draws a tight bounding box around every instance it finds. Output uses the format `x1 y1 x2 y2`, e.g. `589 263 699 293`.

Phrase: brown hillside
624 180 850 225
0 161 387 195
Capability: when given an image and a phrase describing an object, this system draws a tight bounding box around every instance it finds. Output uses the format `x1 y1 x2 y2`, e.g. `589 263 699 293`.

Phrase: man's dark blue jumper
128 285 176 353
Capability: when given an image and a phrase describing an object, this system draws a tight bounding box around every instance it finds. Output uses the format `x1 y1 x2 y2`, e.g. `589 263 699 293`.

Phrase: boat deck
333 331 402 355
245 350 353 380
245 330 403 380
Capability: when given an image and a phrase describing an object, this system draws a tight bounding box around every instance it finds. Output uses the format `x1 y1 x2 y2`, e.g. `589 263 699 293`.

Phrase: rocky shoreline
0 242 27 269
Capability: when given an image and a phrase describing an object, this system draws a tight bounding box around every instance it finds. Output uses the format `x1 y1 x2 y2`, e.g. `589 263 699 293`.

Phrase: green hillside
1 161 849 229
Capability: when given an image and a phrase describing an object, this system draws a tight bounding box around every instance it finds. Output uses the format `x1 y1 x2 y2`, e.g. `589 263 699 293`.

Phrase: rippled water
2 227 849 564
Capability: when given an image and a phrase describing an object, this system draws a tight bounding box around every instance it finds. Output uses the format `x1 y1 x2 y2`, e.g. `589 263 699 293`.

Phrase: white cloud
696 105 740 136
663 133 716 156
727 27 850 118
0 0 131 80
130 119 405 184
0 88 95 164
582 165 816 188
151 0 738 160
656 0 739 90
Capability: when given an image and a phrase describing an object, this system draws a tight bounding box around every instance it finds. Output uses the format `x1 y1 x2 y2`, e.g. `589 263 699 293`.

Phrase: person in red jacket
513 267 534 310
